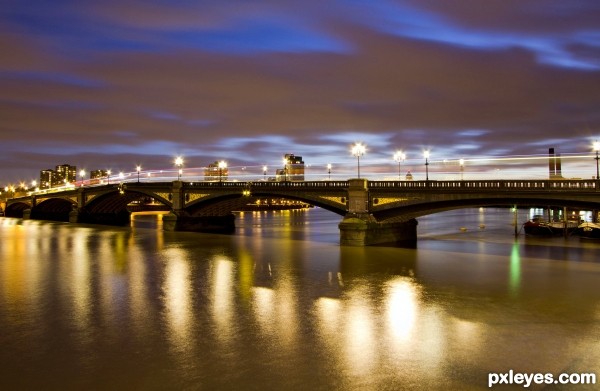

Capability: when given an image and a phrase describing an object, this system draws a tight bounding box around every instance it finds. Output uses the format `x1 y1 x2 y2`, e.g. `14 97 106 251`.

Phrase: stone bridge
5 179 600 245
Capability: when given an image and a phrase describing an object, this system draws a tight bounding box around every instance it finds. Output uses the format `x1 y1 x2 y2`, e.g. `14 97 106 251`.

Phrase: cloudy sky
2 0 600 184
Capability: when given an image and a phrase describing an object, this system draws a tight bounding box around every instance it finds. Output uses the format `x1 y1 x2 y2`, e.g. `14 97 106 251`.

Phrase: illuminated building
90 169 107 179
39 169 53 189
204 161 229 181
53 164 77 186
276 154 305 181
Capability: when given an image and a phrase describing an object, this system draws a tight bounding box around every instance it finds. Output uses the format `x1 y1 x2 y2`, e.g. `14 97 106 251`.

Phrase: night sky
2 0 600 183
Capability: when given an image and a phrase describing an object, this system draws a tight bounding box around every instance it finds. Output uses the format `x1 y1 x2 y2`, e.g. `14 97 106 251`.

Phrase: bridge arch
81 188 172 225
31 198 77 222
182 190 347 217
5 201 32 218
372 196 600 222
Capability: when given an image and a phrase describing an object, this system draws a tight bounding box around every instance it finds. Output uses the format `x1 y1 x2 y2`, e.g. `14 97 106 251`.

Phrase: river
0 208 599 390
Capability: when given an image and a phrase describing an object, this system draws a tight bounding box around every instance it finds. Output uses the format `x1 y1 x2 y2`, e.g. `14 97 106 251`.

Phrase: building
276 154 305 181
53 164 77 186
90 170 107 179
204 161 229 181
39 169 53 189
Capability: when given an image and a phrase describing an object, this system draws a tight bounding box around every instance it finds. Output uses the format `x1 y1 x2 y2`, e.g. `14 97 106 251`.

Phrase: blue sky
1 0 600 183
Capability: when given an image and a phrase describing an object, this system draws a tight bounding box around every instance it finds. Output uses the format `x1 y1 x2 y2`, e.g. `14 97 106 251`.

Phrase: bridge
5 179 600 245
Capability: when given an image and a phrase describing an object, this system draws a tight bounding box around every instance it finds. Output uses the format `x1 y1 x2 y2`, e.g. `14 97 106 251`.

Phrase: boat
575 222 600 239
523 217 575 236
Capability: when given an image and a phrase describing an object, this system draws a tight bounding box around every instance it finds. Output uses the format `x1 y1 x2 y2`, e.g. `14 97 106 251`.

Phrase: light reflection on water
0 209 600 390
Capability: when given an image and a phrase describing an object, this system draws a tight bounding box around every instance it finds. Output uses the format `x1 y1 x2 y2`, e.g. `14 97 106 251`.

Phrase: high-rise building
204 161 229 181
53 164 77 186
39 169 53 189
277 154 305 181
90 169 108 179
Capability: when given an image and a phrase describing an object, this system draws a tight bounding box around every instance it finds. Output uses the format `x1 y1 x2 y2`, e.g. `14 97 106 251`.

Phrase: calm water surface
1 208 600 390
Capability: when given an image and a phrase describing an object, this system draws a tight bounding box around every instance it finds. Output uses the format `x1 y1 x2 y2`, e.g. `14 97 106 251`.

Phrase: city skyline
1 1 600 183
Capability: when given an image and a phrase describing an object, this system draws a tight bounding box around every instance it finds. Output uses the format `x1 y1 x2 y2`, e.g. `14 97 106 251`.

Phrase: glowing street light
593 140 600 182
136 165 141 182
424 150 430 181
351 143 366 178
174 156 184 180
79 169 85 187
327 163 332 180
218 160 227 183
107 170 112 185
263 165 267 179
393 151 406 180
459 158 465 180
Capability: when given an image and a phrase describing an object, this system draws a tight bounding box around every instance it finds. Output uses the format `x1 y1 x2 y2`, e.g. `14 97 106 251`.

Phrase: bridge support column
338 178 417 246
339 216 418 246
22 208 32 220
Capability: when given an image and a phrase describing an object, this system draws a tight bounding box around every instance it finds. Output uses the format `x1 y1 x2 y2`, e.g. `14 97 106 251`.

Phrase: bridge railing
368 180 599 191
182 180 350 188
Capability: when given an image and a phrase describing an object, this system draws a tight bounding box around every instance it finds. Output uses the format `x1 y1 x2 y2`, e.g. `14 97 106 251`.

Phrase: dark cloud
1 0 600 183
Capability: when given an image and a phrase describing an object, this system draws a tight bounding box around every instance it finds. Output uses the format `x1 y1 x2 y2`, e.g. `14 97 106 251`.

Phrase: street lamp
393 151 406 180
424 150 430 181
175 156 184 180
107 170 111 185
351 143 366 179
79 169 85 186
136 165 141 183
459 158 465 181
327 163 332 180
218 160 227 183
593 140 600 182
263 165 267 180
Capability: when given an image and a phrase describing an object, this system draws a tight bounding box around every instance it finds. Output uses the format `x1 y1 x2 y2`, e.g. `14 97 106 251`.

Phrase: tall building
53 164 77 186
276 154 305 181
204 161 229 181
90 169 107 179
39 169 53 189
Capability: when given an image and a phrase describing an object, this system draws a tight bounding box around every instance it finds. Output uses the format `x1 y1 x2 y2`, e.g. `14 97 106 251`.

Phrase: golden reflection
237 250 254 303
251 277 300 347
344 285 376 377
385 277 420 345
211 256 236 344
128 238 150 337
163 248 194 355
70 229 92 337
252 286 275 334
314 297 342 339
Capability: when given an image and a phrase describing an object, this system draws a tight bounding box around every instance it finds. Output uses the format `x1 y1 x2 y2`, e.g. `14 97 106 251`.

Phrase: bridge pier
339 214 418 246
338 178 418 246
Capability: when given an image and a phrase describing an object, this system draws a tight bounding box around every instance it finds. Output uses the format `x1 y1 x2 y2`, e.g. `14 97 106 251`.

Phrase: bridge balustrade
368 180 598 191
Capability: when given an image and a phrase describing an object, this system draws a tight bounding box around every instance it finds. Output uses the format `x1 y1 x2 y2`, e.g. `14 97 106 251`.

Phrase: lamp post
79 170 85 187
175 157 183 180
327 163 332 180
424 150 430 181
107 170 111 185
136 165 141 183
263 165 267 180
218 160 227 183
459 158 464 181
393 151 405 180
594 141 600 183
351 143 366 179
